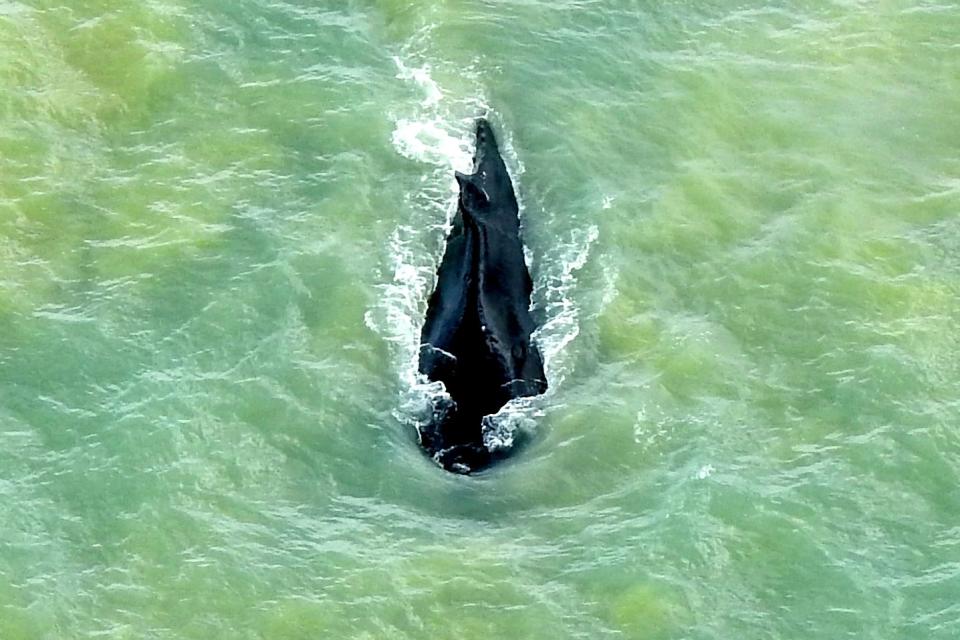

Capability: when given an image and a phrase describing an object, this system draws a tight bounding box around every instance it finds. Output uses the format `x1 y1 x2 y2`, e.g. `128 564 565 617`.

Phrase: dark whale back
417 119 547 473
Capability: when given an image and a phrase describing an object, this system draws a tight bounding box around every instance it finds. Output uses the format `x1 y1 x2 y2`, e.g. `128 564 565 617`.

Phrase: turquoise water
2 1 959 637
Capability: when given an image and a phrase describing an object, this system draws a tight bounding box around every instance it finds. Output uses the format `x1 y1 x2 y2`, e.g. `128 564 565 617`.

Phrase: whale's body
417 119 547 473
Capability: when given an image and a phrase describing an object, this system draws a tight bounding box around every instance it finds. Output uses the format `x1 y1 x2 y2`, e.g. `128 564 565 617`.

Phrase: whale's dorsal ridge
417 118 547 474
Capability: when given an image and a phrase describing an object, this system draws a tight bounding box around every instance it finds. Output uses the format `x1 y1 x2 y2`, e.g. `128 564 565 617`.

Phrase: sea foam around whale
365 48 602 463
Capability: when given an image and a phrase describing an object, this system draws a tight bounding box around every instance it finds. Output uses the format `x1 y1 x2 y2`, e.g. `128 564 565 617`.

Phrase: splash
364 54 483 453
483 223 600 452
368 51 598 462
364 56 478 381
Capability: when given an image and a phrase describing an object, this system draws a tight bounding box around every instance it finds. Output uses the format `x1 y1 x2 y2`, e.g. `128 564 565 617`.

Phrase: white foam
363 225 433 384
368 56 483 443
391 118 472 174
393 56 443 108
389 56 476 174
535 224 600 386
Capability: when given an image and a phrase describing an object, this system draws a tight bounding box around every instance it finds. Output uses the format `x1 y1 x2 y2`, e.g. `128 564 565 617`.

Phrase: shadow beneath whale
417 118 547 474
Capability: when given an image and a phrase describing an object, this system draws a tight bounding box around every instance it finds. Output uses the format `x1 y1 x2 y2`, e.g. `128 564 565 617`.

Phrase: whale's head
473 118 498 168
455 118 517 224
472 118 509 186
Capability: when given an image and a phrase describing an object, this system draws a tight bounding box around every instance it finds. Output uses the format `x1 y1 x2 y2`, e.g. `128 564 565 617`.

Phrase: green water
2 0 959 637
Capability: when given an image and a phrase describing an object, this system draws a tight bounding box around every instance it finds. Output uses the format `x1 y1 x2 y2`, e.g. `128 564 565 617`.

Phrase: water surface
1 1 959 637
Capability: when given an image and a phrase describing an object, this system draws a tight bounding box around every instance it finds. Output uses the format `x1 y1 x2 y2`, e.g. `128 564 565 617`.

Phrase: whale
417 118 547 474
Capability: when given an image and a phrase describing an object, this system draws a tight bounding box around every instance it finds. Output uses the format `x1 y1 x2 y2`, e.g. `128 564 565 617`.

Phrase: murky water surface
1 1 959 637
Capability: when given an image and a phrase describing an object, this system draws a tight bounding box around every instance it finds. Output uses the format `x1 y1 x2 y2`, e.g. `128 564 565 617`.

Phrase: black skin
417 118 547 474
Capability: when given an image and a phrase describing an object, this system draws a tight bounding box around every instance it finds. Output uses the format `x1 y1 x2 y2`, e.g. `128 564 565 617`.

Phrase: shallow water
2 1 959 637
